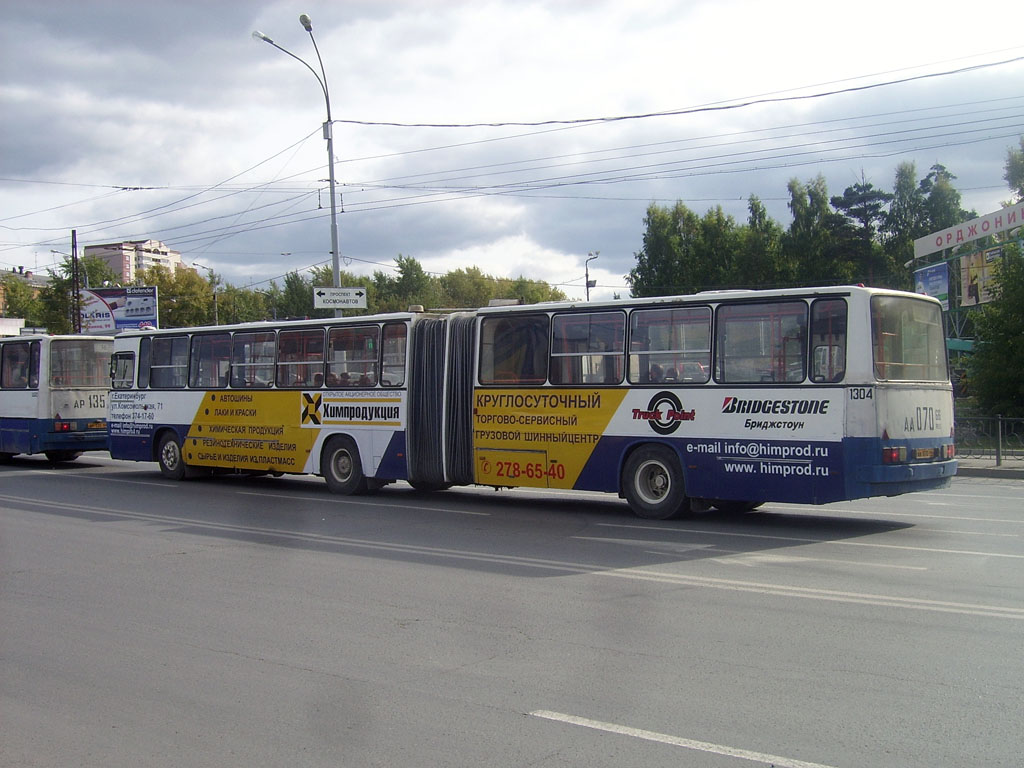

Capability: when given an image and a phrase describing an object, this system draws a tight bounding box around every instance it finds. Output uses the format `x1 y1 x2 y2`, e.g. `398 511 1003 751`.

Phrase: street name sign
313 286 367 309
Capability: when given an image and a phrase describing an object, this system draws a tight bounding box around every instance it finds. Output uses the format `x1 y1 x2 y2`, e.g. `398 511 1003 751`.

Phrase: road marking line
237 490 490 515
4 493 1021 620
529 710 839 768
599 523 1024 558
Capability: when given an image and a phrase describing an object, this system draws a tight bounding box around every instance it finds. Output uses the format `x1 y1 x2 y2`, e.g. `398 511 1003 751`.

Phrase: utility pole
71 229 81 333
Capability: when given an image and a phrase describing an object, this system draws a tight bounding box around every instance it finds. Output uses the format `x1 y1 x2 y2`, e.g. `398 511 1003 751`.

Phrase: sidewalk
955 457 1024 480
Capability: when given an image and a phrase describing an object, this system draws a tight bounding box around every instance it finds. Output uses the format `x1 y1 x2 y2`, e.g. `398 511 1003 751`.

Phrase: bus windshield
871 296 947 381
50 338 113 387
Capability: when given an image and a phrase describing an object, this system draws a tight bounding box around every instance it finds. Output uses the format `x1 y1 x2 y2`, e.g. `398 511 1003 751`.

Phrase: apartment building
83 240 186 283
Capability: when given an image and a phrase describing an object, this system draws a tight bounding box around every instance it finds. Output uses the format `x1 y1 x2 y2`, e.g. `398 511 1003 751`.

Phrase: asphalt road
2 455 1022 767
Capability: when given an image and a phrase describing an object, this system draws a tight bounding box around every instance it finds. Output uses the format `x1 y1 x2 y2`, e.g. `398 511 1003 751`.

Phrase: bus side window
1 342 30 389
479 315 549 385
111 352 136 389
810 299 847 383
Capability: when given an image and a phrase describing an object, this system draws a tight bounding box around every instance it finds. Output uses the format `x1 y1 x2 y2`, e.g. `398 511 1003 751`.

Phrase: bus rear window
871 296 947 381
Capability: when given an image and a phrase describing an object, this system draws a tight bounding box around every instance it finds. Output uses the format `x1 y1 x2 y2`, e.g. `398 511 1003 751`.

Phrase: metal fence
954 416 1024 464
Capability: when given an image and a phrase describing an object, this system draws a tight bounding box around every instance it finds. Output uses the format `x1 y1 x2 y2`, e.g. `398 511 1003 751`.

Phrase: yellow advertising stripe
472 388 628 488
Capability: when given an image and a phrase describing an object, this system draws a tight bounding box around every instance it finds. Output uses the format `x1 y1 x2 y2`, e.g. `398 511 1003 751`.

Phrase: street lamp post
254 15 342 316
585 251 599 301
193 262 219 325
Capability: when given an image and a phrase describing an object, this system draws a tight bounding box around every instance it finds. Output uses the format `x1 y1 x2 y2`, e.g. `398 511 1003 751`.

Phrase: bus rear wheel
157 431 189 480
321 436 369 495
622 444 689 520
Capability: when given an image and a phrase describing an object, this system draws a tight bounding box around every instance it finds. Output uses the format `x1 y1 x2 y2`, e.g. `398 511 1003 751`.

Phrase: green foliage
1005 137 1024 202
138 265 213 328
1 273 43 324
967 247 1024 416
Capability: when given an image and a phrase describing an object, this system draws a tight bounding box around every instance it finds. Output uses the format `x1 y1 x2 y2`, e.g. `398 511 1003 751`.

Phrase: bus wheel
157 432 188 481
713 500 763 514
45 450 82 463
321 436 369 495
0 452 14 464
622 444 689 520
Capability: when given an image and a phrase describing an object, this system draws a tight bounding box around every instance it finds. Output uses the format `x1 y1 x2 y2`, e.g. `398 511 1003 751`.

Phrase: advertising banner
959 247 1001 307
80 286 159 334
913 262 949 310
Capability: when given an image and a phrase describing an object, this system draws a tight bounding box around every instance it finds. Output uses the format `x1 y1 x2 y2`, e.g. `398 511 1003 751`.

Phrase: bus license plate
914 448 936 460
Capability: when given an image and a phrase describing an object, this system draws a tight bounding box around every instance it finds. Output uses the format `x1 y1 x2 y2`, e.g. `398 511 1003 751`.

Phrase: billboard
80 286 159 334
959 247 1001 308
913 262 949 310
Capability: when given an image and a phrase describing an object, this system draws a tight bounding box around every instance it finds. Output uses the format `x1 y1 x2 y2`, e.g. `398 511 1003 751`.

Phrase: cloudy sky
2 0 1022 302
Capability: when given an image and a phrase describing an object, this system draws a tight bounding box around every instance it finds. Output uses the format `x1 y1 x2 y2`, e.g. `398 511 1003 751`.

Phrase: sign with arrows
313 286 367 309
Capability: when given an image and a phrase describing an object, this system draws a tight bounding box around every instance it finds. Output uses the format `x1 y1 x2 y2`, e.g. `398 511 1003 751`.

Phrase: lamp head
252 30 273 43
299 14 312 32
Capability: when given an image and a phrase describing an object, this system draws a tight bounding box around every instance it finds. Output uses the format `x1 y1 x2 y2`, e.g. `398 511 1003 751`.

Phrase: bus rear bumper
855 459 958 493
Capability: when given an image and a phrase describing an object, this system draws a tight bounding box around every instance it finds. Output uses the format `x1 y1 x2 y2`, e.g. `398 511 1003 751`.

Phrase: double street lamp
585 251 599 301
253 14 342 315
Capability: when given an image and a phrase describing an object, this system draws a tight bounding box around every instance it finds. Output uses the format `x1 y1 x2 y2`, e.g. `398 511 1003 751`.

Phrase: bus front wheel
622 444 689 520
157 432 188 480
321 436 369 495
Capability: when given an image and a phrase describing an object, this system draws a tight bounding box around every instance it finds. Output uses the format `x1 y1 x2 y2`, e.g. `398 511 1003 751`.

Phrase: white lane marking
4 493 1021 620
764 504 1024 525
599 523 1024 558
236 490 490 515
529 710 840 768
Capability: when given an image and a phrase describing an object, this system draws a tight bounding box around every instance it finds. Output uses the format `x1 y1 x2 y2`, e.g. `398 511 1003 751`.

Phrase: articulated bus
106 286 956 518
0 334 114 463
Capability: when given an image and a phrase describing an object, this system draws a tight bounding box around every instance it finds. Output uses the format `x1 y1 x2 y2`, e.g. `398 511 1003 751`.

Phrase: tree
35 255 120 333
734 195 787 288
1 273 43 324
882 162 929 288
920 164 974 231
967 246 1024 416
831 177 893 285
783 175 857 285
441 266 496 308
626 202 697 297
1005 136 1024 202
138 265 212 329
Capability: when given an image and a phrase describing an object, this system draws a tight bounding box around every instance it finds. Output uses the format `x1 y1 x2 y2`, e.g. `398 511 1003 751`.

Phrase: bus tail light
54 421 74 433
882 446 907 464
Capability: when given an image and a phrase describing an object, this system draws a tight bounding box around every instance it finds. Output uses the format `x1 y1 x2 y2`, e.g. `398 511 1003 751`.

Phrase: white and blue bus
0 334 113 463
107 286 956 518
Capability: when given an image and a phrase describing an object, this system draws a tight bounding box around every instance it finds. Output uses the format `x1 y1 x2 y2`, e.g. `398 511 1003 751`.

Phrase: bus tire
321 436 369 495
713 500 763 514
0 452 14 464
157 431 189 481
622 444 689 520
45 450 82 463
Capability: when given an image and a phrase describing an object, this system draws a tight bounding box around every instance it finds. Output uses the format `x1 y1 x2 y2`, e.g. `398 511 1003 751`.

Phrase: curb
956 466 1024 480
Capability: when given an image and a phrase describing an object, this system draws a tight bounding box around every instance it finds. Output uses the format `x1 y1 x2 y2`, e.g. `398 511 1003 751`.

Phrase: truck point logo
633 391 696 435
301 392 322 425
